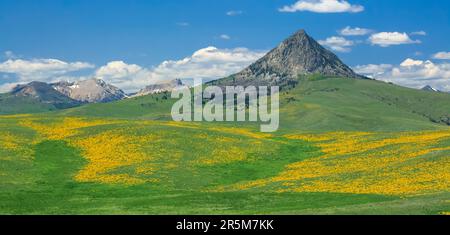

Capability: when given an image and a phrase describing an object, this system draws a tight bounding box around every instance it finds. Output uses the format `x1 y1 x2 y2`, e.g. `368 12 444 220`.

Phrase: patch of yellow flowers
20 117 121 140
19 117 160 184
73 130 158 184
14 115 450 195
0 132 20 151
18 117 276 185
225 130 450 196
0 130 33 160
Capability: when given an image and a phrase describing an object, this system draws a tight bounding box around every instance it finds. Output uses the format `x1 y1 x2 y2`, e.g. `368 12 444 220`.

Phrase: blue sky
0 0 449 92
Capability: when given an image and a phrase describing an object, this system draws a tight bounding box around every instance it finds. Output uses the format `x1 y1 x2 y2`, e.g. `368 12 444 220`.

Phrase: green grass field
0 77 449 214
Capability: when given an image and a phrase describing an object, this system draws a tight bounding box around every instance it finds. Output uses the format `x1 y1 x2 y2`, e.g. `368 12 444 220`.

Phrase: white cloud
226 10 243 16
400 58 424 67
279 0 364 13
318 36 354 52
149 46 266 81
95 47 266 92
219 34 231 40
352 64 393 78
95 61 143 79
369 32 421 47
0 58 94 82
0 47 266 93
94 61 151 92
354 58 450 91
0 58 95 92
433 51 450 60
411 31 427 36
339 26 372 36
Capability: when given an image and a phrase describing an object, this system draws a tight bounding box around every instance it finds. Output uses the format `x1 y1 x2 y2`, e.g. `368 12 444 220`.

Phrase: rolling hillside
1 75 449 214
0 84 449 214
0 93 62 114
278 76 450 132
60 76 450 132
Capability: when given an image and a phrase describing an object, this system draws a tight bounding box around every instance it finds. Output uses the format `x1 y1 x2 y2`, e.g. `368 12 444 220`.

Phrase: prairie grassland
0 132 20 151
222 130 450 196
73 130 158 184
2 77 450 214
19 117 123 140
0 119 34 160
1 114 449 214
14 116 282 187
11 115 450 196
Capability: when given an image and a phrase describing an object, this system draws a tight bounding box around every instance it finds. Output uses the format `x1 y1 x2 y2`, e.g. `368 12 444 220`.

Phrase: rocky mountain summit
52 78 126 103
421 85 441 92
11 81 81 108
7 78 126 110
211 29 364 87
6 77 185 110
135 79 185 96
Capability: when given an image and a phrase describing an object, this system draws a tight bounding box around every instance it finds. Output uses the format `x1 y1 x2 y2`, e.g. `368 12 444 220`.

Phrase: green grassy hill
61 77 450 132
60 92 175 119
0 93 58 114
0 82 82 115
1 114 449 214
278 77 450 132
5 76 450 132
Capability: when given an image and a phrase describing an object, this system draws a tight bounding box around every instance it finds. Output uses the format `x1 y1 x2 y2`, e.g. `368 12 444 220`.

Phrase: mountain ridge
52 78 126 103
10 81 82 109
421 85 441 92
134 79 185 97
0 78 126 114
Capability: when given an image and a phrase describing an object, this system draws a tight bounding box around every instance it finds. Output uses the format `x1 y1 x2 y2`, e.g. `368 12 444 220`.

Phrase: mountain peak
211 29 364 87
292 29 307 36
135 79 186 97
12 81 59 98
52 78 126 103
10 81 81 108
421 85 440 92
290 29 312 40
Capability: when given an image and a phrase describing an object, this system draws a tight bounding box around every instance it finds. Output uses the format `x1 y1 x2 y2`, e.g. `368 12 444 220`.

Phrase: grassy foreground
0 77 449 214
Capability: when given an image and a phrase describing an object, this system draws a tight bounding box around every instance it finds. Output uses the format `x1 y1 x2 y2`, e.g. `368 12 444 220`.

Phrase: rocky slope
10 81 81 108
211 29 364 87
421 85 441 92
52 78 126 103
135 79 185 96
